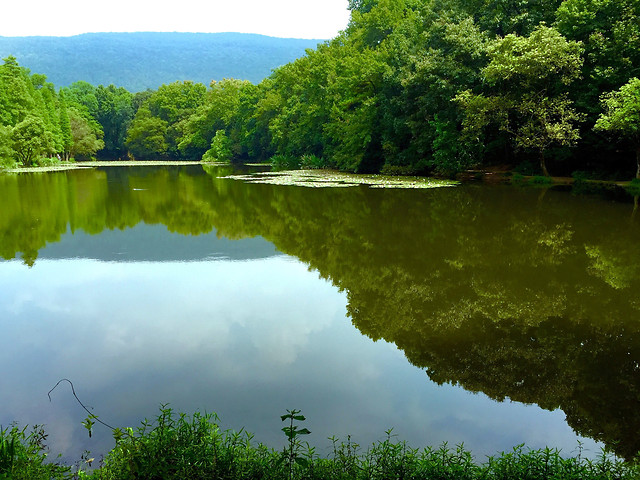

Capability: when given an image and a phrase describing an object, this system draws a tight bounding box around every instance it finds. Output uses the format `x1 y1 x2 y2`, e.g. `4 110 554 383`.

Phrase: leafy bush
530 175 554 185
511 172 526 184
571 170 589 183
271 154 300 171
300 154 329 170
5 407 639 480
626 178 640 196
0 425 70 480
379 164 420 176
83 406 273 480
34 156 62 168
74 407 639 480
0 157 18 169
202 130 232 163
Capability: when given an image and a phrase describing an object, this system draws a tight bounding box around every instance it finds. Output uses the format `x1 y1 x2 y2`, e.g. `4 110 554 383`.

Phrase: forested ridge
1 0 639 178
0 33 323 91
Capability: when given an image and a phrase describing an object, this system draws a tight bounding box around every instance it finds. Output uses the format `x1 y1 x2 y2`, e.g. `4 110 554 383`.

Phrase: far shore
2 160 206 173
2 160 636 190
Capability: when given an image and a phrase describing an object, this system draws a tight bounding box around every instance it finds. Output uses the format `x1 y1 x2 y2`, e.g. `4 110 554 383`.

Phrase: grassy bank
2 408 637 480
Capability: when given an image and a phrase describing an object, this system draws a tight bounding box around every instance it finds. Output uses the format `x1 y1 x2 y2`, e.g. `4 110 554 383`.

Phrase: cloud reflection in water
0 254 600 463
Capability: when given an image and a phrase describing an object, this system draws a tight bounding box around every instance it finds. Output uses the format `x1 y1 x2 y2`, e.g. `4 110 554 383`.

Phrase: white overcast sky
1 0 352 39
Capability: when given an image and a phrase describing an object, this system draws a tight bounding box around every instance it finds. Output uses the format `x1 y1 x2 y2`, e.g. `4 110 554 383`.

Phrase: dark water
1 165 639 463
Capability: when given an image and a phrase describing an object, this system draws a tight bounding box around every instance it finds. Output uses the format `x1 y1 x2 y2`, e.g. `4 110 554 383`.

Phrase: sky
1 0 352 39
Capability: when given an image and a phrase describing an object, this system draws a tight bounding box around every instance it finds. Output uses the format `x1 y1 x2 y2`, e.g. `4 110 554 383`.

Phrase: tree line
1 0 639 178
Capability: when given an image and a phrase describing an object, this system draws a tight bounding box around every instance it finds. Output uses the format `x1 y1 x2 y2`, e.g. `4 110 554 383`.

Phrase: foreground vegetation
1 0 640 178
1 408 638 480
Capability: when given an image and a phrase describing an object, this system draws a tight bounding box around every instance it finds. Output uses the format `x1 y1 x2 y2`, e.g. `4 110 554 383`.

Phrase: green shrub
202 130 232 163
271 154 300 171
571 170 589 183
34 156 62 167
0 157 18 169
7 408 640 480
0 425 70 480
300 154 328 169
511 172 526 185
530 175 554 185
626 178 640 196
379 164 420 176
88 406 273 480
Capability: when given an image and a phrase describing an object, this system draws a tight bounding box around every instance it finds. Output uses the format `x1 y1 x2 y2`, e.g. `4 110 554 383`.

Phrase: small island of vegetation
1 0 640 182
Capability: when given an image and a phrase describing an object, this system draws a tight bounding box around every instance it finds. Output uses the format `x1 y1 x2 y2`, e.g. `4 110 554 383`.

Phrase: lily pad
221 169 458 189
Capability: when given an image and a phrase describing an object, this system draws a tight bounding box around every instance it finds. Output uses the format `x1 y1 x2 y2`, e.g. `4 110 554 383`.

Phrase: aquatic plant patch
221 169 459 189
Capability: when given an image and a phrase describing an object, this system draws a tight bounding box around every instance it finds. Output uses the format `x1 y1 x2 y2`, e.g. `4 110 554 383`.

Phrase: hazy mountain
0 32 324 91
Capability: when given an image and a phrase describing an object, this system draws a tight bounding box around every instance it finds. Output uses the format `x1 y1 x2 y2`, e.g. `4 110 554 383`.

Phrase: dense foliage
2 408 638 480
2 0 640 174
0 425 70 479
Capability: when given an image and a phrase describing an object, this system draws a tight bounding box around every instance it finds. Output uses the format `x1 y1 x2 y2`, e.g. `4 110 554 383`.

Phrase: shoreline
1 160 205 173
2 161 636 190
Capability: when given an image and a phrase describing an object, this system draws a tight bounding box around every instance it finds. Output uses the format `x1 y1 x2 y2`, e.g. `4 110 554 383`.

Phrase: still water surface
1 165 639 463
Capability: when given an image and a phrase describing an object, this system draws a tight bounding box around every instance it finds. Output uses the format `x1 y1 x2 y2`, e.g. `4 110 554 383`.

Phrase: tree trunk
539 150 550 177
636 147 640 179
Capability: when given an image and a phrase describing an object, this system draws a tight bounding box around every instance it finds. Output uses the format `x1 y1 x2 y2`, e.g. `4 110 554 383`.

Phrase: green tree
94 84 134 158
386 11 490 174
0 56 36 126
0 125 14 167
265 46 334 163
594 77 640 178
68 108 105 160
556 0 640 114
62 81 100 125
57 92 73 160
202 129 232 162
178 79 251 159
11 115 48 166
457 0 563 36
125 106 169 159
125 81 206 159
457 25 584 176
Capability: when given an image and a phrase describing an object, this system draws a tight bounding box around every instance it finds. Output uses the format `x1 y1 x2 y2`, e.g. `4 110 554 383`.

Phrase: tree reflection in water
1 165 639 459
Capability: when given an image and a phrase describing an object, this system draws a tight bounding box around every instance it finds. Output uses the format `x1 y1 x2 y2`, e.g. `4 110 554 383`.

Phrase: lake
1 164 639 464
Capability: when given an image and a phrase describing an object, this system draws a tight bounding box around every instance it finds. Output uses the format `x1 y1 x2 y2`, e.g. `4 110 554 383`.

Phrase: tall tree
11 115 49 166
594 77 640 179
126 81 206 159
178 79 251 159
125 106 169 159
68 108 105 160
94 84 135 158
457 25 584 176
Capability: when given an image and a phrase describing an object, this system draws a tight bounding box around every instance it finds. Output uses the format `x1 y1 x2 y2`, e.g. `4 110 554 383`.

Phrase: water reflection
1 166 639 461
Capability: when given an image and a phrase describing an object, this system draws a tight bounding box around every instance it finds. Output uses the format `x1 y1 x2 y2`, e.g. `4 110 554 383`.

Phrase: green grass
2 407 638 480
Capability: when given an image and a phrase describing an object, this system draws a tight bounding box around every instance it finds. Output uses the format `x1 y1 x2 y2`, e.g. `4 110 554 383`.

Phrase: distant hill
0 32 323 91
